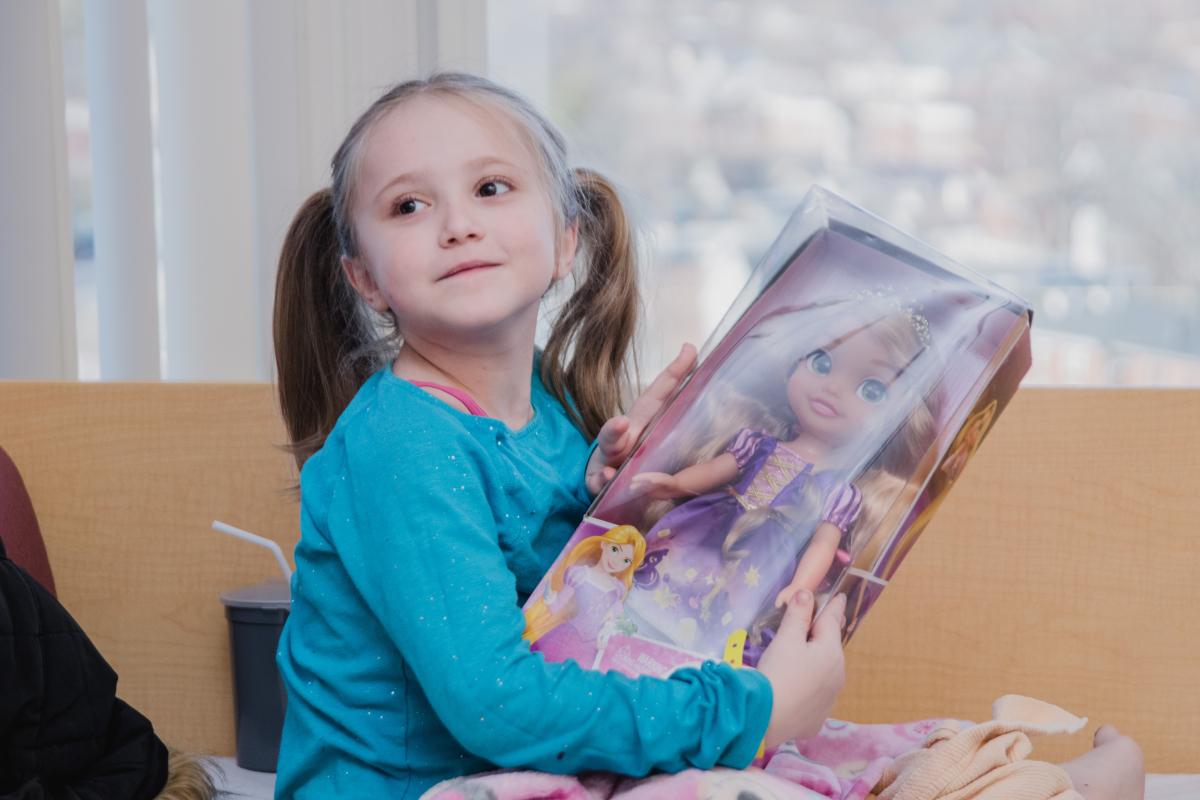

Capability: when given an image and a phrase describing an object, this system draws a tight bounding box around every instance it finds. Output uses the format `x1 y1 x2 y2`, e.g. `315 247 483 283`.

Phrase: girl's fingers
776 589 816 642
625 344 697 432
811 594 848 642
596 415 630 457
663 342 698 378
599 345 697 473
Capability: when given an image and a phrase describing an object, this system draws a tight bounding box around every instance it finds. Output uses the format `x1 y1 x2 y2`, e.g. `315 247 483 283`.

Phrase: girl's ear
341 254 390 313
553 220 579 281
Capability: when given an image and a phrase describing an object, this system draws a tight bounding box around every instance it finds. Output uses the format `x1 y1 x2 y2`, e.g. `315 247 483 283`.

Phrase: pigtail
541 168 640 440
273 189 378 469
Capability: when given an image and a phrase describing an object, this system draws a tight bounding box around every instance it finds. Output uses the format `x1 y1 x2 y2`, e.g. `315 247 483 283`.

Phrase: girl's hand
629 472 685 500
756 591 847 749
585 344 697 495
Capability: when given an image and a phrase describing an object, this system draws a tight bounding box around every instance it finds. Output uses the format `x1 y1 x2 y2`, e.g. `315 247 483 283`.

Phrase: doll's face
600 541 635 574
785 325 913 448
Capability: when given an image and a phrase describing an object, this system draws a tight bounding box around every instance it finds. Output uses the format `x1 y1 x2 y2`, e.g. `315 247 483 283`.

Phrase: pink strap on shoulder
409 381 489 417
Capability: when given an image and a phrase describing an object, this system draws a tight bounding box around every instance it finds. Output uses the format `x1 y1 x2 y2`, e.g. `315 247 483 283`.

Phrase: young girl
271 73 846 799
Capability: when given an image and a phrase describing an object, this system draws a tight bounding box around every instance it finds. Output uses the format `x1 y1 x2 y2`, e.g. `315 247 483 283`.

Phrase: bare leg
1059 726 1145 800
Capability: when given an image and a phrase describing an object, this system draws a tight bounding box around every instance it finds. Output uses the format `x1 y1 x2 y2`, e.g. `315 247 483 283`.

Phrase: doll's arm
632 452 740 500
545 568 583 615
774 522 842 608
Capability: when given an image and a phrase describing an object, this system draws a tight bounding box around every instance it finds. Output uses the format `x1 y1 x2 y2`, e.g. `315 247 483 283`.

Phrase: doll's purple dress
532 565 626 669
624 428 861 659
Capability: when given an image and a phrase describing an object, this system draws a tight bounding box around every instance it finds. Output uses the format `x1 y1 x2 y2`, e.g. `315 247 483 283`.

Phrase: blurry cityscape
540 0 1200 383
58 1 1200 384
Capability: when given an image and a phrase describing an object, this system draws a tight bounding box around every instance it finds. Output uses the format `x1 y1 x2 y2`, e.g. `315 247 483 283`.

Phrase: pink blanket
423 717 957 800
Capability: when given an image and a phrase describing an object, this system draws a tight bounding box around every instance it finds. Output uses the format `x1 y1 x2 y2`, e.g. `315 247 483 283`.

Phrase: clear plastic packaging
523 186 1032 677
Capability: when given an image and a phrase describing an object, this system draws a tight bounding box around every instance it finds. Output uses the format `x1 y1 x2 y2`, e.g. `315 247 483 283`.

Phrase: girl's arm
335 424 771 777
631 452 739 500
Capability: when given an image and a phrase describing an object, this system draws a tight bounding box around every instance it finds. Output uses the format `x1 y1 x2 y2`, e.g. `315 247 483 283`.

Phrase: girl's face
341 95 576 346
600 541 635 574
785 325 912 449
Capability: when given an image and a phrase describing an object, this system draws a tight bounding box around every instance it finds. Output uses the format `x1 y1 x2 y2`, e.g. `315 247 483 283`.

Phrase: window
500 0 1200 385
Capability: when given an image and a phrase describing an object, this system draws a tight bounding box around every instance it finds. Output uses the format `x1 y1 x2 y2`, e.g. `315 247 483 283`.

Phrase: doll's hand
629 472 684 500
584 344 697 495
757 591 847 748
774 585 800 609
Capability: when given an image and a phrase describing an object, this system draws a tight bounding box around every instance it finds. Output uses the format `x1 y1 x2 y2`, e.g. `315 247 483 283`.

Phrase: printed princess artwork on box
521 525 646 669
523 187 1032 678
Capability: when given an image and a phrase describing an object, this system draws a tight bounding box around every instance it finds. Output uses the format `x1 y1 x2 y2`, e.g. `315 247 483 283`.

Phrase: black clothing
0 539 168 800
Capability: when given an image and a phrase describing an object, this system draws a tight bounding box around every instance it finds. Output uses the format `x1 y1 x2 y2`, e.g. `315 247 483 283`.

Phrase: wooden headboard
0 382 1194 771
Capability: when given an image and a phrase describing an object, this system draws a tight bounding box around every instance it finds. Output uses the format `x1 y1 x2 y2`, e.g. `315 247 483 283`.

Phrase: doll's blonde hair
523 525 647 643
643 300 940 564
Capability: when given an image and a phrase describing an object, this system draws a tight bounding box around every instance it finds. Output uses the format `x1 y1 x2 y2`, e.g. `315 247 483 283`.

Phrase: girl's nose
438 202 483 247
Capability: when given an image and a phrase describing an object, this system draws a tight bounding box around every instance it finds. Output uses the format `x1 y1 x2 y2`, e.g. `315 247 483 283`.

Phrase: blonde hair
274 73 639 468
645 301 940 565
153 750 217 799
523 525 646 642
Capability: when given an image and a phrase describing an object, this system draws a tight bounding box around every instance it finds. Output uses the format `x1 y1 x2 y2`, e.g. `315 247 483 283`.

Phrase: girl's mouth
440 260 500 280
809 397 839 418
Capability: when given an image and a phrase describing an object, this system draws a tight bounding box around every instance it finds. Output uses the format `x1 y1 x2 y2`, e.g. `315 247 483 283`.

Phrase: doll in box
523 525 647 667
625 293 940 661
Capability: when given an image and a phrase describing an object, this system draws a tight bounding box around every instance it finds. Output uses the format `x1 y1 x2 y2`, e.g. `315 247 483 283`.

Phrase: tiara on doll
849 287 932 347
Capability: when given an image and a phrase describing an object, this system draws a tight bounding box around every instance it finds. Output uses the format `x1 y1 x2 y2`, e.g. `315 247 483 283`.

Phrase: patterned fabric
422 717 957 800
820 483 863 533
736 444 813 512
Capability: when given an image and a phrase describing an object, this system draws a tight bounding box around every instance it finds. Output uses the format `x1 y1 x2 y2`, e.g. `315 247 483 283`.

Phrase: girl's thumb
812 593 848 641
777 588 816 641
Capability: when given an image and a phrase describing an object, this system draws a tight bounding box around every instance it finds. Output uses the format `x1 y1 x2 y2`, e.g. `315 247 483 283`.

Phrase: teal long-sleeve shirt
274 365 773 798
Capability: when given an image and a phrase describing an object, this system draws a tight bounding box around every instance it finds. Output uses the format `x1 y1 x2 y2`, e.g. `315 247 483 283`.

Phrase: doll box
524 186 1032 678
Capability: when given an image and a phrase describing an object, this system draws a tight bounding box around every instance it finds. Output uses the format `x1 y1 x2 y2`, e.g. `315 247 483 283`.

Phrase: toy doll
624 294 939 660
523 525 647 667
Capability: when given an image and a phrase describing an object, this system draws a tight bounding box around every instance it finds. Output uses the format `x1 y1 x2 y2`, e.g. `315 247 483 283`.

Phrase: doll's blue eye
806 349 833 375
858 379 888 404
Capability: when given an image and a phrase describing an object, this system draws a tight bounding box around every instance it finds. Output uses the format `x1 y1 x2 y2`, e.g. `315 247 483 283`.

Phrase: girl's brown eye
393 197 428 216
478 179 513 197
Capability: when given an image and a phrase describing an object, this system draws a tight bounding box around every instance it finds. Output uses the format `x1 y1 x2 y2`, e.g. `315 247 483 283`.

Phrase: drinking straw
211 520 293 581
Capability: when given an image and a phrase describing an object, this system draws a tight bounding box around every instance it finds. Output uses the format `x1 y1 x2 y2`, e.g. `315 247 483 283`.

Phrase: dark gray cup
220 580 291 772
